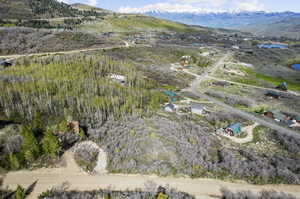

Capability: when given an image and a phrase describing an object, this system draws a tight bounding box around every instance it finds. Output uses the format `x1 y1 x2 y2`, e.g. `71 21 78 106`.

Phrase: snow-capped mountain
137 10 300 39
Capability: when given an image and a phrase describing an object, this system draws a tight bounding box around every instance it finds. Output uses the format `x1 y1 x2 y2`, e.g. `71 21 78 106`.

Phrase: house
0 59 12 67
163 90 179 102
295 116 300 123
164 103 177 112
276 82 288 91
180 56 191 67
264 110 288 122
265 90 281 99
110 74 126 84
224 123 242 136
190 102 204 115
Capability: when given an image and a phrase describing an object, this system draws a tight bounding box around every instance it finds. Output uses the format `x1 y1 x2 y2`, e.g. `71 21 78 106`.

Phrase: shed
190 102 204 115
225 123 242 136
164 103 176 112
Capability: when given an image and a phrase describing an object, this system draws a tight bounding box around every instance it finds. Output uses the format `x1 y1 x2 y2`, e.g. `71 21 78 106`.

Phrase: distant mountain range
139 11 300 39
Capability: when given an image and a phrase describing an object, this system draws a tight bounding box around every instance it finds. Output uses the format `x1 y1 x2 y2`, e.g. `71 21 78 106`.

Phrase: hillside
71 3 111 14
0 0 93 19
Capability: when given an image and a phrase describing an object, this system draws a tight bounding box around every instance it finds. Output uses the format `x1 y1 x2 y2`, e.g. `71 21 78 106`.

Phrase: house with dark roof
265 90 282 99
264 110 288 122
224 123 242 136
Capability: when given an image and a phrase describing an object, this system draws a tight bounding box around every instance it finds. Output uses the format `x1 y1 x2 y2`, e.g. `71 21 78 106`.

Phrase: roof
190 102 203 110
295 116 300 121
110 74 125 81
268 109 286 121
164 103 176 110
292 64 300 71
227 123 242 135
266 90 281 97
163 91 177 97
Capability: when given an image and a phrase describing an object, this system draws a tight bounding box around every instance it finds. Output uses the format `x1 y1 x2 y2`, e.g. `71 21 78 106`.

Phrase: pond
257 43 288 49
292 64 300 71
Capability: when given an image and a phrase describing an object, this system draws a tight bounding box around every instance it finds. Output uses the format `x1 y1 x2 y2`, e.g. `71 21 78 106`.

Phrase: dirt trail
3 150 300 199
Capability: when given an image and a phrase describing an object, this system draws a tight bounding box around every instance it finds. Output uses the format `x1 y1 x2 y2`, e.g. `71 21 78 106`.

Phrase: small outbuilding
224 123 242 136
110 74 126 84
190 102 204 115
164 103 177 112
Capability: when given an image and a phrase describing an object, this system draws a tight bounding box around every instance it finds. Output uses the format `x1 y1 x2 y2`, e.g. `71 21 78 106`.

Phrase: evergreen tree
42 130 60 159
8 153 20 170
21 128 40 164
15 185 26 199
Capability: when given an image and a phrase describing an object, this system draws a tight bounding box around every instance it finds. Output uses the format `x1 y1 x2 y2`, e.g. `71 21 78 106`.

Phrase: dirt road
3 151 300 199
0 42 131 60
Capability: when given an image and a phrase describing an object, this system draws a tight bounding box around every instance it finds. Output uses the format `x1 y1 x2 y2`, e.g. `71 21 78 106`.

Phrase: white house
110 74 126 84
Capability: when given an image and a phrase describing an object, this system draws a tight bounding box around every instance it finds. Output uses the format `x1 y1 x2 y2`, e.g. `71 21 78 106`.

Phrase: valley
0 1 300 199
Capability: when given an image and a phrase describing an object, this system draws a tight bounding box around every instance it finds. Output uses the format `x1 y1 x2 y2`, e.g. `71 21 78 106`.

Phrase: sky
60 0 300 13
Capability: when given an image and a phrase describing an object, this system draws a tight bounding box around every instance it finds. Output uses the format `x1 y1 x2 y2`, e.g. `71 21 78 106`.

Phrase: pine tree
8 153 20 170
21 128 40 164
42 130 60 159
15 185 26 199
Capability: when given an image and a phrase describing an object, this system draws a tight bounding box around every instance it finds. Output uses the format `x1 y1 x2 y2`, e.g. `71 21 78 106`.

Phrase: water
292 64 300 71
257 43 288 49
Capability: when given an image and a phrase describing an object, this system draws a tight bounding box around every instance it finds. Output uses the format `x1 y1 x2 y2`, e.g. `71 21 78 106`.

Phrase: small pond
257 43 288 49
292 64 300 71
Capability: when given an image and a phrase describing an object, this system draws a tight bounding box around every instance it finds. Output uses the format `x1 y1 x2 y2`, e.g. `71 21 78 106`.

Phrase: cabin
264 110 288 122
190 102 204 115
163 90 179 102
224 123 242 136
265 90 281 99
180 55 191 67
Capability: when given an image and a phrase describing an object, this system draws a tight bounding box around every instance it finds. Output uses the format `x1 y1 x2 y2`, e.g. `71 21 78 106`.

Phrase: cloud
118 0 265 13
88 0 97 6
235 0 264 11
119 2 225 13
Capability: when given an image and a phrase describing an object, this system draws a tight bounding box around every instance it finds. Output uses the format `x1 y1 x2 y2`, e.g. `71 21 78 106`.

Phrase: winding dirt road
0 41 131 60
3 151 300 199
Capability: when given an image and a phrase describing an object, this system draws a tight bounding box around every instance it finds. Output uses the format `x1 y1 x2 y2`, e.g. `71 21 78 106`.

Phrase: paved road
3 151 300 199
184 54 300 137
